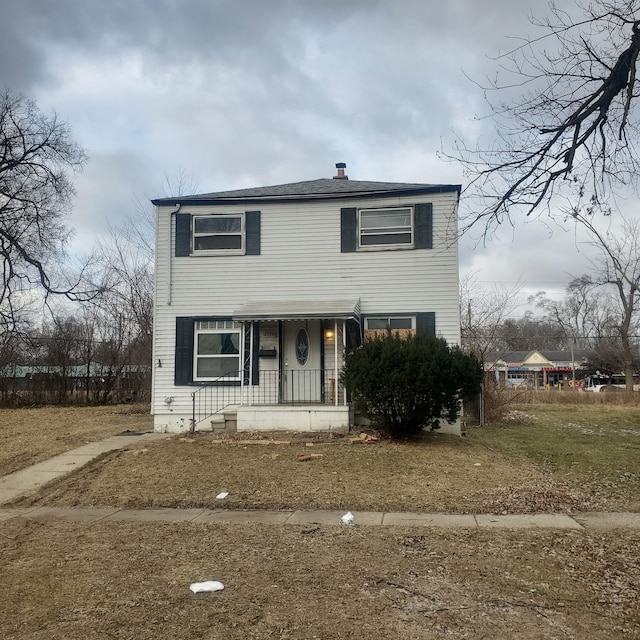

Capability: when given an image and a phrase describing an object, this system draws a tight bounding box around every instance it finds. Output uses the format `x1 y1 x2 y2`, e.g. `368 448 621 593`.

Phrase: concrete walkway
0 432 639 531
0 432 171 505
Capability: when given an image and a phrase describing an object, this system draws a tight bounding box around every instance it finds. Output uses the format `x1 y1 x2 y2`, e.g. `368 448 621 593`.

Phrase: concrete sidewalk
0 432 171 505
1 431 639 531
0 505 639 530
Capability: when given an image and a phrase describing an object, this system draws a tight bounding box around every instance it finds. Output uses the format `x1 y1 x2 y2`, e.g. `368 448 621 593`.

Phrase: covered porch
191 298 361 431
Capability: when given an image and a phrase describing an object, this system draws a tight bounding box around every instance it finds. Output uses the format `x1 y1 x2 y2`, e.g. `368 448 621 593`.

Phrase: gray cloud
1 0 594 304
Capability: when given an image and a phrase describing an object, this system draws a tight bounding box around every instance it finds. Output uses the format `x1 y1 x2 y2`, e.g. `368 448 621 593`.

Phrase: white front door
282 320 321 402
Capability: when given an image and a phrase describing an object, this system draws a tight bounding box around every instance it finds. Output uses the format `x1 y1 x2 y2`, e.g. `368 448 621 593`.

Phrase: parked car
583 374 639 392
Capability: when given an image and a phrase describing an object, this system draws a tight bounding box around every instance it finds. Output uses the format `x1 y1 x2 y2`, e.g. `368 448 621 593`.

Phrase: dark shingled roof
152 178 461 205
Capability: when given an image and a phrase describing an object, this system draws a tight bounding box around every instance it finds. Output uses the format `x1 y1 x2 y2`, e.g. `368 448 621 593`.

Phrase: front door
282 320 321 402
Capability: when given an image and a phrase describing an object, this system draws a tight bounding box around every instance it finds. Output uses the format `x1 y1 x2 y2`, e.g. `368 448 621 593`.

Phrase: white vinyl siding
151 190 460 419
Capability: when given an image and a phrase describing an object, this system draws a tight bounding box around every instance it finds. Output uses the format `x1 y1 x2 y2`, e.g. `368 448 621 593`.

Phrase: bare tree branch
0 88 104 329
446 1 640 236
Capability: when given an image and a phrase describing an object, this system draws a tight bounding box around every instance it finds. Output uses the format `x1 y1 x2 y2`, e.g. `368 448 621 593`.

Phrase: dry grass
4 403 638 514
13 431 554 513
0 404 152 477
0 518 637 639
8 404 636 515
1 404 639 639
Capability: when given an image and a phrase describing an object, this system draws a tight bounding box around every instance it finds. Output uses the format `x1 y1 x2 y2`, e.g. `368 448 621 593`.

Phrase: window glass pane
195 217 242 234
367 317 413 330
195 235 242 250
366 318 389 330
389 318 412 329
196 356 239 378
361 233 412 245
361 210 411 230
197 333 239 355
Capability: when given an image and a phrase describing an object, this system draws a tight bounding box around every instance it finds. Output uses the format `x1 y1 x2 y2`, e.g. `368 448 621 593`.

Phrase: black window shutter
414 203 433 249
416 312 436 337
245 210 261 255
175 213 191 256
345 318 362 351
340 207 357 252
175 317 194 385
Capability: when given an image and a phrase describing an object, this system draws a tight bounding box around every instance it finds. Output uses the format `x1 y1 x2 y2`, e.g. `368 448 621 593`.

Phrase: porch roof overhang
233 298 361 322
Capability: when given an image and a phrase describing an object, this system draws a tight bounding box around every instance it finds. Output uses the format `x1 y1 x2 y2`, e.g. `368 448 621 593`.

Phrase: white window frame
192 213 245 255
193 320 242 381
365 316 416 331
358 207 414 250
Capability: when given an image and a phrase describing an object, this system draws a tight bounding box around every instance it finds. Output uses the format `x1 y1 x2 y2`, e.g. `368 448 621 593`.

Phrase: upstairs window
175 211 261 257
193 215 244 253
359 208 413 248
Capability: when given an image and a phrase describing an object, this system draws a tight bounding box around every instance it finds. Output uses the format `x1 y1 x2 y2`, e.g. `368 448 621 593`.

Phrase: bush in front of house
341 333 482 439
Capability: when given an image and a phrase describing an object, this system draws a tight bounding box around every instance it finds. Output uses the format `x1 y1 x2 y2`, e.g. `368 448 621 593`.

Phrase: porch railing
191 368 346 427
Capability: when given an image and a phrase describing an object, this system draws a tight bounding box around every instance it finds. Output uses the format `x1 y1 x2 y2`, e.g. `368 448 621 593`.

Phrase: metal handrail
191 368 346 430
191 370 241 430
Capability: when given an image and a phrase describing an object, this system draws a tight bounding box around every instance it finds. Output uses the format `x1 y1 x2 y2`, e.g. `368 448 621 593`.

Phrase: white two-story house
151 164 462 434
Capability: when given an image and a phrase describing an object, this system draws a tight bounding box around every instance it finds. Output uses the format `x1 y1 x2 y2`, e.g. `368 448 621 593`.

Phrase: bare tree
573 213 640 388
90 169 198 393
460 273 523 359
0 89 101 328
451 1 640 233
500 314 567 351
532 275 615 349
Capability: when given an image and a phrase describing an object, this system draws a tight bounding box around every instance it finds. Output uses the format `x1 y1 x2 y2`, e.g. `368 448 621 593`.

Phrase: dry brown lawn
0 404 152 476
13 430 595 515
0 518 638 639
1 404 639 639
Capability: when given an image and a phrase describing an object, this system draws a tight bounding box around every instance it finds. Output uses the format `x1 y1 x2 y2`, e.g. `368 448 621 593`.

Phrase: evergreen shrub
341 332 482 439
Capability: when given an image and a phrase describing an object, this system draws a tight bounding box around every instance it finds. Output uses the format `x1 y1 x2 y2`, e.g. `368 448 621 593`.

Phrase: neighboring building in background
151 163 462 434
484 350 588 389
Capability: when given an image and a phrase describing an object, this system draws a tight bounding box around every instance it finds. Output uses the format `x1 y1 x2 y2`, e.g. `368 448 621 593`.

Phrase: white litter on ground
341 511 355 525
190 581 225 594
216 492 229 499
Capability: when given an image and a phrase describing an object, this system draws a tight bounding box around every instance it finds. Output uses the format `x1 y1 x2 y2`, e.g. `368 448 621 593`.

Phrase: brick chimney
333 162 348 180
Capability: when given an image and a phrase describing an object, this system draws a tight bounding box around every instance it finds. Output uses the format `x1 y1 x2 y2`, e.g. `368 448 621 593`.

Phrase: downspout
167 203 182 305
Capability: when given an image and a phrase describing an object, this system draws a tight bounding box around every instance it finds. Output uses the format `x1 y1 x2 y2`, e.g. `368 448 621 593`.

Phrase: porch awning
233 298 361 322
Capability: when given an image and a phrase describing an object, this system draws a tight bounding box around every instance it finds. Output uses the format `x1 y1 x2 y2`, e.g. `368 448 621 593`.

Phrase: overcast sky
2 0 620 315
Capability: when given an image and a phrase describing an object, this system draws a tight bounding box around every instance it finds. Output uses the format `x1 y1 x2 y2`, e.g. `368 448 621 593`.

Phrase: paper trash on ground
341 511 355 525
190 581 224 593
216 492 229 499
